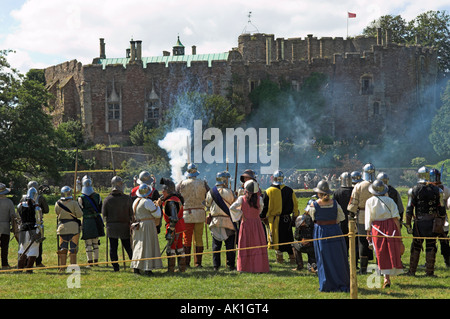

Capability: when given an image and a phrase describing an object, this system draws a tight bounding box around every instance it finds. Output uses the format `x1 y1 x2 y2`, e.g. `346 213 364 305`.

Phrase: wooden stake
348 217 358 299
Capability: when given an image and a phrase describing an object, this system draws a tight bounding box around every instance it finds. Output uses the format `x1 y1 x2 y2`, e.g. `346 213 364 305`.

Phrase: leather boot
17 254 27 270
69 253 77 265
25 256 36 273
292 249 303 271
425 249 436 277
57 250 67 272
178 254 186 273
194 246 203 268
167 253 176 273
407 249 421 276
184 246 191 268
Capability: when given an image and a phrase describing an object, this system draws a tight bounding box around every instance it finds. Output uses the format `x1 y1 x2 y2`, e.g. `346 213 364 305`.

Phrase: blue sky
1 0 449 74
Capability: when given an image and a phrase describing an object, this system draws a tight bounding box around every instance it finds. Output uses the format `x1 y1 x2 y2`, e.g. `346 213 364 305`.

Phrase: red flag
348 12 356 18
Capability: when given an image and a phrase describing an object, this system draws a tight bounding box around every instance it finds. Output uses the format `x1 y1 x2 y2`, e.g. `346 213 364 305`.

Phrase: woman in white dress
130 184 163 276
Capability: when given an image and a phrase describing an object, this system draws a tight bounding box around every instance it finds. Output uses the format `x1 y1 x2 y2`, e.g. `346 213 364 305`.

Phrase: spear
233 140 239 193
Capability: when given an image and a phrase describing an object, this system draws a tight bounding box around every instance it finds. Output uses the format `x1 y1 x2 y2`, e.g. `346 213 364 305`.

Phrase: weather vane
242 11 259 34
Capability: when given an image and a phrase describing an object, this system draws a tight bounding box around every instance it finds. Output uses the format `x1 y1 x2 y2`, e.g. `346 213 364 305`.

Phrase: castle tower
173 35 185 56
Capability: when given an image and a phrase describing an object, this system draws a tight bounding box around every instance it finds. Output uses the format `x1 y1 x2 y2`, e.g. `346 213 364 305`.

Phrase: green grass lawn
0 194 449 300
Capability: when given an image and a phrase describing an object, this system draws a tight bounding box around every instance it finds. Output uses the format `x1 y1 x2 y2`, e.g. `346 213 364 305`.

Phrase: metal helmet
81 175 90 183
215 171 229 186
81 177 94 196
26 187 38 202
185 163 200 178
417 166 430 183
240 169 257 183
339 172 352 187
137 183 152 198
111 176 124 192
351 171 362 185
362 163 375 182
376 172 389 186
160 177 176 194
60 186 73 200
429 168 441 183
304 198 316 212
272 170 284 185
137 171 154 185
295 213 310 228
368 179 388 196
27 181 38 190
313 180 332 195
0 183 11 195
244 179 259 194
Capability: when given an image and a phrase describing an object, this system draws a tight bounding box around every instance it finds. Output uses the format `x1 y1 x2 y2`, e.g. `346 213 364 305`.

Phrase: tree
0 51 63 193
363 11 450 77
55 118 84 148
410 11 450 76
129 121 154 146
165 92 245 131
363 15 409 44
429 79 450 157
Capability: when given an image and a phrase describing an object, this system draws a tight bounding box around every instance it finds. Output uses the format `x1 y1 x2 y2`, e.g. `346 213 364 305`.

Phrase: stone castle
43 29 438 145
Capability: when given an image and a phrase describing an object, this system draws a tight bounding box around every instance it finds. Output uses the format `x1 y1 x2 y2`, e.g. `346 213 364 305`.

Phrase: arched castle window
145 85 160 123
360 74 373 95
107 84 121 120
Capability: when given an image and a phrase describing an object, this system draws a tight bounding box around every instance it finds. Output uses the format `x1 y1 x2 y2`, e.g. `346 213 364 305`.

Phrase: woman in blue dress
309 180 350 292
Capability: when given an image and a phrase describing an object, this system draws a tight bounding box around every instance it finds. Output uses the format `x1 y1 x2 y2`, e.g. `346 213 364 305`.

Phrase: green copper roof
95 52 229 69
174 36 184 47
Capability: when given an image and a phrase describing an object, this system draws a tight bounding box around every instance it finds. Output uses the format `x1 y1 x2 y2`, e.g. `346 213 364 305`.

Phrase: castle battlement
43 31 438 145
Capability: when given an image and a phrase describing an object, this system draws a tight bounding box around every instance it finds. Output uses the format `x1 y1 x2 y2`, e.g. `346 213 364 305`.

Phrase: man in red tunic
156 178 186 273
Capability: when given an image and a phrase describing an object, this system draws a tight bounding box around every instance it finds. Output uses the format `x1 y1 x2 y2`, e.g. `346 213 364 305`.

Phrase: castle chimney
136 40 142 60
192 45 196 55
377 28 382 45
130 40 136 61
307 34 313 62
99 38 106 59
163 51 170 56
385 29 392 45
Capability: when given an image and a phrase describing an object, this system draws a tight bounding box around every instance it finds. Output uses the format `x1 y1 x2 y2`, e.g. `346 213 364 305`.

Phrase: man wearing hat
78 176 105 266
347 163 376 274
0 183 17 269
405 166 446 277
205 171 237 271
157 178 186 272
332 172 353 252
55 186 83 270
102 176 134 272
260 170 299 265
176 163 209 268
22 181 49 267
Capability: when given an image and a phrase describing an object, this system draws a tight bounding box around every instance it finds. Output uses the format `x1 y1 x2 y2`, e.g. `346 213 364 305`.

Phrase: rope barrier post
348 216 358 299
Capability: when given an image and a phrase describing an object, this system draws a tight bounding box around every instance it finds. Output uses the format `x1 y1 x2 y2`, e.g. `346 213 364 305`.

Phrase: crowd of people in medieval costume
0 161 448 294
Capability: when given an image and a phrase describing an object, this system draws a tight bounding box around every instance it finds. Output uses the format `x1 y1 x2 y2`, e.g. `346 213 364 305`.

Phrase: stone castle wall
43 31 438 146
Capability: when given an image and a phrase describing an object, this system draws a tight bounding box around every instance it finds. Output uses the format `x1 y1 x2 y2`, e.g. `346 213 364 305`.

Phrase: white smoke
158 128 191 184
